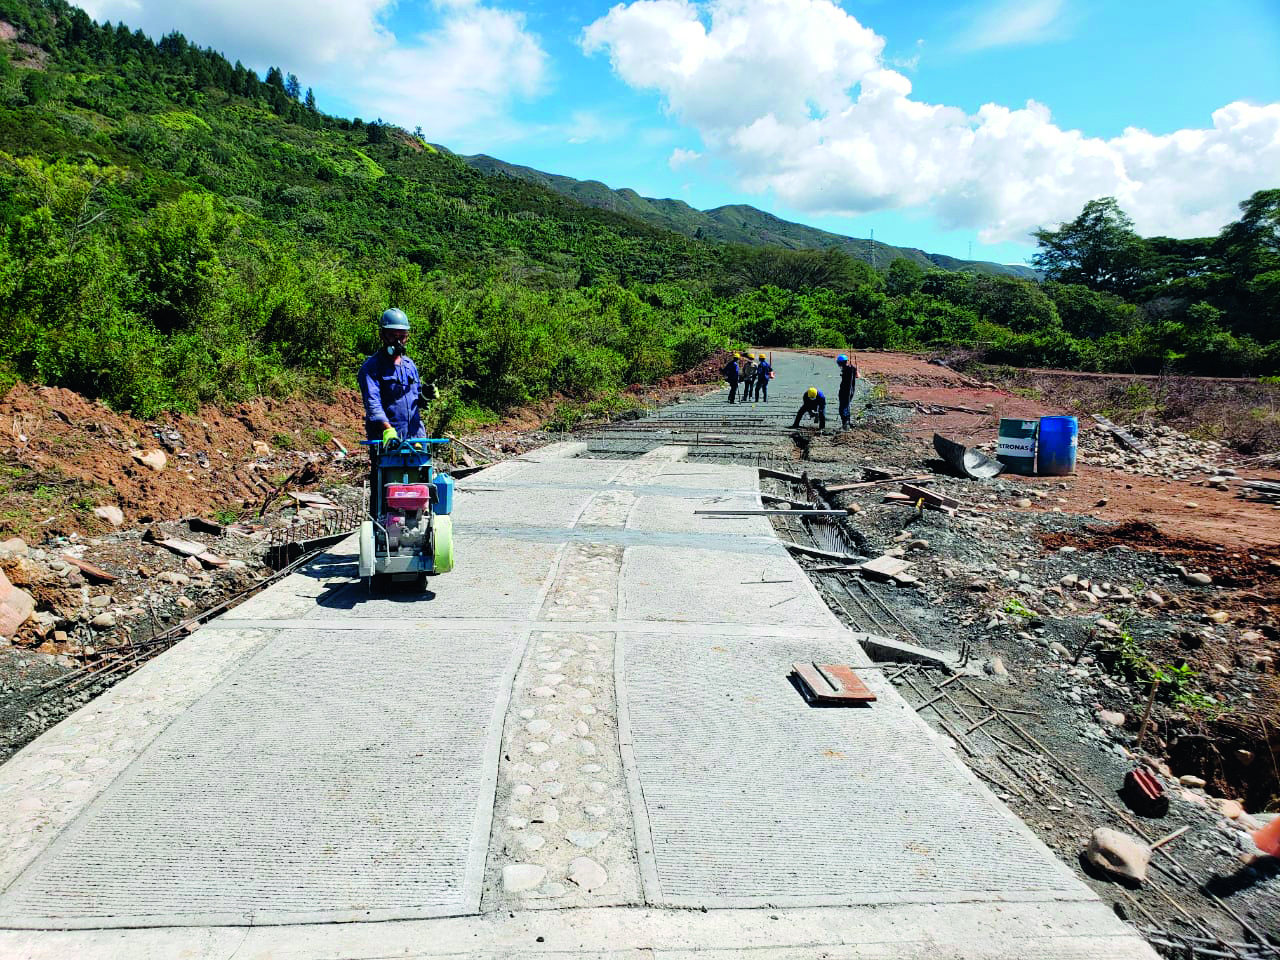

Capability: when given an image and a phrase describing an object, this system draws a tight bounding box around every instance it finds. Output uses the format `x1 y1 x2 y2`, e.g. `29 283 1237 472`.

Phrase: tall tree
284 72 301 101
1032 197 1146 296
304 87 316 111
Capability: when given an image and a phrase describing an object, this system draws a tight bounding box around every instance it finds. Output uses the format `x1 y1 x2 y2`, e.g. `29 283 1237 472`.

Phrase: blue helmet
837 354 848 364
379 307 410 330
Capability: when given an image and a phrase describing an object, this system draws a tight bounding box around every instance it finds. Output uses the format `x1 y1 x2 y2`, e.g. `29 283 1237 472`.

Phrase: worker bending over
755 353 771 401
792 387 826 429
837 353 857 429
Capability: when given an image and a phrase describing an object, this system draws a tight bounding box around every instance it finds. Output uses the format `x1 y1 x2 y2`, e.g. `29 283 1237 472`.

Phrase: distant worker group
723 350 856 430
721 352 772 404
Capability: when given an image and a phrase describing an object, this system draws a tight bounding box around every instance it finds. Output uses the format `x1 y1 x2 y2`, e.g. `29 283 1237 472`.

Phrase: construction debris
791 662 877 705
1091 414 1156 458
1084 827 1151 885
932 433 1004 480
857 555 913 581
858 632 960 670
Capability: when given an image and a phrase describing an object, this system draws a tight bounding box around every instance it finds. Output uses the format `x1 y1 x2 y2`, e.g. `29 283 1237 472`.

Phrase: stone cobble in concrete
484 628 640 909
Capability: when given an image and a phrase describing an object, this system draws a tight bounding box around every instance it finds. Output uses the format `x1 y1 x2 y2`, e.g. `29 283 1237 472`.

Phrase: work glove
380 426 399 450
425 383 440 401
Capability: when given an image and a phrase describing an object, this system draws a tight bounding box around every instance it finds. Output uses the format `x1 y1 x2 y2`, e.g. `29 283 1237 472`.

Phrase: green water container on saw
997 418 1038 475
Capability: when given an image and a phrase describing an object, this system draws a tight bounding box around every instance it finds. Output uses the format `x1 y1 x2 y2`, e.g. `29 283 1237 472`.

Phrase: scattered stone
1180 569 1212 587
1183 501 1198 509
184 556 203 572
1179 774 1207 789
984 657 1008 679
568 856 608 891
252 440 271 455
1014 498 1032 508
567 830 608 849
93 505 124 526
1213 798 1244 820
1095 498 1108 507
156 571 190 586
1096 710 1126 727
176 596 195 610
1207 611 1230 624
90 612 116 629
518 833 545 852
89 595 112 609
1095 618 1121 634
1049 641 1071 658
133 449 167 472
1084 827 1150 885
1143 591 1164 607
0 537 27 555
1060 574 1080 589
502 863 546 893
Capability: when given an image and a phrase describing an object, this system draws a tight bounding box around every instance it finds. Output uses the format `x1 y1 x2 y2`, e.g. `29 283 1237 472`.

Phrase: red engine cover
384 483 433 511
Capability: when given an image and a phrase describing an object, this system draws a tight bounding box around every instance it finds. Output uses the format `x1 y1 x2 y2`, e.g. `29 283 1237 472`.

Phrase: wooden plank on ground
759 467 807 483
696 509 846 517
824 474 928 493
60 554 118 583
1091 414 1156 458
155 538 207 558
857 555 913 580
900 483 961 510
779 541 860 564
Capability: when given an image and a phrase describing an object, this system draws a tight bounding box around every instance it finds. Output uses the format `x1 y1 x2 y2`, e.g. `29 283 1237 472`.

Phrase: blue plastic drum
1037 416 1078 476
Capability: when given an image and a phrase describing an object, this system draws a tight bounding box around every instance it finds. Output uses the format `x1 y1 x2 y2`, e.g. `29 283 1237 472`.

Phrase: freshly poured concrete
0 382 1158 958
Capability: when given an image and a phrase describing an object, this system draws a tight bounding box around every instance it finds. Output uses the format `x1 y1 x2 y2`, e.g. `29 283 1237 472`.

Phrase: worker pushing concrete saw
356 307 454 591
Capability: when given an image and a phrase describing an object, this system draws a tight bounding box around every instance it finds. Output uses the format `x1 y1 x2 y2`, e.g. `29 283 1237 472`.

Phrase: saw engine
380 483 433 552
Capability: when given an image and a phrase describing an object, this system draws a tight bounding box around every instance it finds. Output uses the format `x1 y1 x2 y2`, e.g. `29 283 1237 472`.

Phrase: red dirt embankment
0 384 367 539
843 351 1280 551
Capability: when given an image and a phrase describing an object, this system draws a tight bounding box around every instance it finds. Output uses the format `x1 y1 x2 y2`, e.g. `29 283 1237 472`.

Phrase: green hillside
0 0 1274 424
464 154 1038 280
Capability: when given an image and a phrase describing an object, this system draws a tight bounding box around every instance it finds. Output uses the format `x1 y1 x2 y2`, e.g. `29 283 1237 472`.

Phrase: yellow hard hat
806 387 817 399
759 353 767 360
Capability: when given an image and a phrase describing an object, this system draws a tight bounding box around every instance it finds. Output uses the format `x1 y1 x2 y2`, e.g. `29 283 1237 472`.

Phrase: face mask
385 341 405 357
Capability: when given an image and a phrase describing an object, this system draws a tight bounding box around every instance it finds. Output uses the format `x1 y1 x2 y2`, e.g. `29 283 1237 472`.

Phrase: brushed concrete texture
620 544 835 627
0 627 525 928
618 632 1086 908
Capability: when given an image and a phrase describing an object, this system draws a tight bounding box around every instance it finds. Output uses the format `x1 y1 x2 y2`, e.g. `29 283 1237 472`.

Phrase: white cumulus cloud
583 0 1280 243
668 147 702 168
77 0 547 143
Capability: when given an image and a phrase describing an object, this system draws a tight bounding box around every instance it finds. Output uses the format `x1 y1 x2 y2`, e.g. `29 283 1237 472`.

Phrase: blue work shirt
358 351 423 441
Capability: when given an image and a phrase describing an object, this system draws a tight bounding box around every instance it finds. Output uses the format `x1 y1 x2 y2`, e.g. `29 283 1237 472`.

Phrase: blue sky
80 0 1280 267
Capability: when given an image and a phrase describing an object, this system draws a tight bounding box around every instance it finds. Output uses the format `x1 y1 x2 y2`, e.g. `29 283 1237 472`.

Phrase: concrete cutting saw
358 438 454 591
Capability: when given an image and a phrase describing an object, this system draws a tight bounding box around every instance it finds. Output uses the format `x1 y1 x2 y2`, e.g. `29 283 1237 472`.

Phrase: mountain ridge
462 153 1037 280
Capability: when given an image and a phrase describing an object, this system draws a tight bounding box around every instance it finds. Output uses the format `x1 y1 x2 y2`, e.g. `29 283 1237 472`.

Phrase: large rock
0 537 27 556
93 505 125 526
0 568 35 636
133 449 167 472
1084 828 1150 885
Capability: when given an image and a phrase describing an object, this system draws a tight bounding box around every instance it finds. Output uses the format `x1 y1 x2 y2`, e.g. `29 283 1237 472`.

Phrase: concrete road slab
620 544 835 627
618 632 1086 908
0 627 524 928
